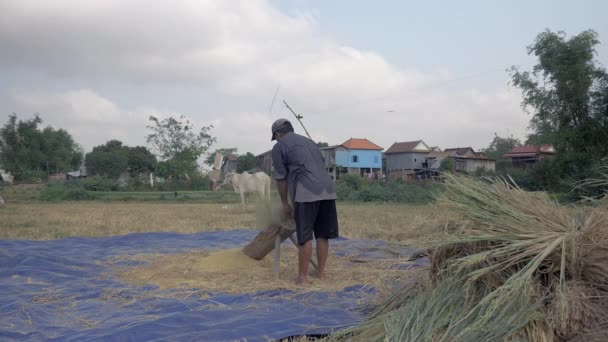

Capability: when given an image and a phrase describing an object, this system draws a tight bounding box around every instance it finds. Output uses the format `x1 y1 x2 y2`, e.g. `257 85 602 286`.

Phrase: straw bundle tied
330 174 608 342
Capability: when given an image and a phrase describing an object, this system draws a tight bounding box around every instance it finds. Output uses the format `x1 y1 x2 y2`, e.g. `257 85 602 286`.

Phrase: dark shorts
293 200 339 245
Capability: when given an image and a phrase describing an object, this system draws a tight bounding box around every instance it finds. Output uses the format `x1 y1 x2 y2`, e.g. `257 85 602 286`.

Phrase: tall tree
510 29 608 158
146 115 216 160
155 149 199 180
0 113 82 179
85 140 129 179
483 134 522 160
204 147 238 166
146 115 216 179
237 152 257 173
41 126 83 172
127 146 157 175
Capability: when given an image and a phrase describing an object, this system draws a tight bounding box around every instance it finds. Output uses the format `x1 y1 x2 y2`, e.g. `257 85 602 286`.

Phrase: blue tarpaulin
0 229 424 341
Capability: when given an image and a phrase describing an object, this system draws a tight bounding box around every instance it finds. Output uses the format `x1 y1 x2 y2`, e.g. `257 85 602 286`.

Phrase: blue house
320 138 383 180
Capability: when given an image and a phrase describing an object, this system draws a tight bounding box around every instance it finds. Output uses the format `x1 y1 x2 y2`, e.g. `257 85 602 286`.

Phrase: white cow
224 172 271 210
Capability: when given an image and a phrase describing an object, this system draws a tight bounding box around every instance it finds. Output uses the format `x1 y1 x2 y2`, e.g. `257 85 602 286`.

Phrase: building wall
336 149 382 169
321 147 346 167
465 159 495 173
386 152 429 170
255 152 272 175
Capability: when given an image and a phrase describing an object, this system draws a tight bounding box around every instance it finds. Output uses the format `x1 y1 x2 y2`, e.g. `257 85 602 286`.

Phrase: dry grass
0 201 443 244
110 246 419 296
332 175 608 341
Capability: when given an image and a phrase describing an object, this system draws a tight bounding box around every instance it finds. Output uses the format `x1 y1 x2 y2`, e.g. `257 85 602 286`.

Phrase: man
270 118 339 285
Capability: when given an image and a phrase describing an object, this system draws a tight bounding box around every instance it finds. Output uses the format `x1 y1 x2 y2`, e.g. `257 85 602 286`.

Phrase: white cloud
0 0 530 156
11 89 154 150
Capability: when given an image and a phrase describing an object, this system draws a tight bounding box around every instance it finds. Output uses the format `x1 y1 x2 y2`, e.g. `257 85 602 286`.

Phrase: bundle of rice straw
575 158 608 206
330 174 608 342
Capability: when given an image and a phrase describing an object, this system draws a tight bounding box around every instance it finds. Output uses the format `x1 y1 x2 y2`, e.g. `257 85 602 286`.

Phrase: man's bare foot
311 271 326 280
294 275 310 285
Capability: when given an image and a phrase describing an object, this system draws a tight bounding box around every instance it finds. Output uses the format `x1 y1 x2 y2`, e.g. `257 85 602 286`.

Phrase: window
352 155 358 163
374 156 379 163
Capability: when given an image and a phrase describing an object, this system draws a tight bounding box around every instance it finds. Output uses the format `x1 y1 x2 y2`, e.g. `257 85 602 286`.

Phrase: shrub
82 175 118 191
339 174 365 190
40 187 96 201
39 187 66 201
64 188 97 200
336 178 440 204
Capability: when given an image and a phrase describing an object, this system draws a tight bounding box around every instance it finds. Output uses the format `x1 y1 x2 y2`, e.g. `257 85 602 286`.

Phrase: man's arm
276 179 292 219
272 144 292 219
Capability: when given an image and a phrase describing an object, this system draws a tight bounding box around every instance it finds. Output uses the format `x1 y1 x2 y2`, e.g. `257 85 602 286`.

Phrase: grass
0 200 443 242
331 175 608 341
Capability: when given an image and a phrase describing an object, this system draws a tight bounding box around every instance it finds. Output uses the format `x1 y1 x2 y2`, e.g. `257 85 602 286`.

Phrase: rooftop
341 138 383 150
385 140 430 154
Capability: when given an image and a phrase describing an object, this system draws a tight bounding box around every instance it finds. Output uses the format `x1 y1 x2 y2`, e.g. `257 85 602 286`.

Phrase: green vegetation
336 174 440 204
146 114 215 181
0 114 83 180
508 29 608 189
236 152 257 173
333 175 608 341
30 184 239 203
85 140 156 179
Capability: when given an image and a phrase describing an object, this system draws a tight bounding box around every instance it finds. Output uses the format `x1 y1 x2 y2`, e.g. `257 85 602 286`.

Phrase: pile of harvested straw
331 175 608 341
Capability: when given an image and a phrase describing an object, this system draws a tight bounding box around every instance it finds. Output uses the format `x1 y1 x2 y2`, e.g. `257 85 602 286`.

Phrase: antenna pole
283 100 313 141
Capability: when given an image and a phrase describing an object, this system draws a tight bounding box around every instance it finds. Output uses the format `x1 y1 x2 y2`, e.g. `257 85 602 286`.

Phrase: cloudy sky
1 0 607 157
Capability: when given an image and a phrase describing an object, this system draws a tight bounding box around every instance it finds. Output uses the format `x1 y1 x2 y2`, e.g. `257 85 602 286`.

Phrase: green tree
204 147 238 166
317 142 329 148
0 113 82 180
510 29 608 159
146 115 216 160
146 115 216 179
155 149 199 180
127 146 157 175
41 126 83 172
85 140 129 179
482 134 522 160
237 152 257 173
0 114 44 177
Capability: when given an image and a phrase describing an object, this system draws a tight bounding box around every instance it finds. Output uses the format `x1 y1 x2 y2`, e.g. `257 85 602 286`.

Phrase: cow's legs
239 190 246 211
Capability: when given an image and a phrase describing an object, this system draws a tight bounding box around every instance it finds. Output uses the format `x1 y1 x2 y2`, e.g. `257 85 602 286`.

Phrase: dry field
0 201 442 243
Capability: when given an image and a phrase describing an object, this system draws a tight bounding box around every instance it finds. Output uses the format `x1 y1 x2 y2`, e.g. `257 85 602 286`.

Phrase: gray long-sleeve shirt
272 132 337 204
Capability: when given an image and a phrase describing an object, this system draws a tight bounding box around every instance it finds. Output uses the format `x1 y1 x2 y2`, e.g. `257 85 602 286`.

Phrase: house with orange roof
320 138 383 180
503 144 556 168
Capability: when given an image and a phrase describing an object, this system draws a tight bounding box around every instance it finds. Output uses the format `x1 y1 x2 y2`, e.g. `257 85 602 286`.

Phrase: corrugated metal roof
444 147 475 156
504 145 556 158
385 140 430 154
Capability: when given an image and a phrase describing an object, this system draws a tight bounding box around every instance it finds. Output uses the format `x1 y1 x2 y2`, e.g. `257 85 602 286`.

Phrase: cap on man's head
271 118 292 141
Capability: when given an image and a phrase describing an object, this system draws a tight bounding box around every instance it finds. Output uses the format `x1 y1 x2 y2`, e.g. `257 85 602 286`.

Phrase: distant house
426 147 496 174
320 138 383 180
444 147 476 157
384 140 432 179
256 150 273 175
503 144 556 168
221 154 238 175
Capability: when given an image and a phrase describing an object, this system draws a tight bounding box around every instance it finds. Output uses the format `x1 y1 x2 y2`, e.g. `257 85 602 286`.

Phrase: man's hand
282 204 293 220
